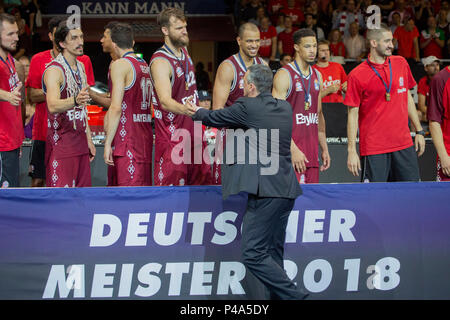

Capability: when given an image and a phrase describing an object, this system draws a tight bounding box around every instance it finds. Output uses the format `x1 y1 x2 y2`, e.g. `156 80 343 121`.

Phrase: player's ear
161 26 169 37
293 43 299 53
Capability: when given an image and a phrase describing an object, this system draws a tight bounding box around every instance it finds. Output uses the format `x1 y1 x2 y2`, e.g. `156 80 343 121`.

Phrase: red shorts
154 144 213 186
46 153 91 187
112 155 151 186
437 158 450 182
295 167 319 184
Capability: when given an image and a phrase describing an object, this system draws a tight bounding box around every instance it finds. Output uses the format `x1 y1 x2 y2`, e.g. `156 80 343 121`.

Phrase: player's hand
76 87 90 106
9 82 22 106
341 81 348 92
320 150 331 171
347 150 361 176
184 96 197 116
291 144 308 173
440 154 450 177
104 143 114 166
88 139 96 162
415 133 425 157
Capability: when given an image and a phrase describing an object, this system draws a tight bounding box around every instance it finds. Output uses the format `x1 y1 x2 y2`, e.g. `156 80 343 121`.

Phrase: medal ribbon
367 57 392 100
294 60 312 106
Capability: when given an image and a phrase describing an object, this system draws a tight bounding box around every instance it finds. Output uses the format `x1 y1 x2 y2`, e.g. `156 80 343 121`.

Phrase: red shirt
428 67 450 152
417 76 430 105
329 42 346 57
313 62 347 103
268 0 287 14
0 53 23 151
26 50 95 141
419 29 445 59
259 26 277 58
278 27 298 56
393 26 419 59
281 7 305 25
344 55 416 156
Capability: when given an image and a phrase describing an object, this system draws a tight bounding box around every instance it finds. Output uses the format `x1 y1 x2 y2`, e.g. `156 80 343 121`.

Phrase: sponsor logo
295 113 318 126
295 81 303 92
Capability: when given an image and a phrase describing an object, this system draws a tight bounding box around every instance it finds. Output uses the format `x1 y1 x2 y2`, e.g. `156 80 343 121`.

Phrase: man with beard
43 21 96 187
149 8 212 186
211 22 265 184
345 24 425 182
0 13 24 188
103 23 153 186
272 28 330 184
417 56 440 122
26 16 95 187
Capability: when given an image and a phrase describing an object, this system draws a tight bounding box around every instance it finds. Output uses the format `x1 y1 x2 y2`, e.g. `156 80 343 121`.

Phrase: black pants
241 194 306 300
0 148 20 188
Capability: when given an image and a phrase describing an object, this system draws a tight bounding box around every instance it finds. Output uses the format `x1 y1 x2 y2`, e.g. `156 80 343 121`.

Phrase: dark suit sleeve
192 99 248 128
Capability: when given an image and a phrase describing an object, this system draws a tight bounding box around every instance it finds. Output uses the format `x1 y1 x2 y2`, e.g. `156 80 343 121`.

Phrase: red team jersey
313 62 347 103
344 55 416 156
26 50 95 142
150 46 211 186
0 53 23 152
283 63 321 171
110 55 153 185
428 67 450 181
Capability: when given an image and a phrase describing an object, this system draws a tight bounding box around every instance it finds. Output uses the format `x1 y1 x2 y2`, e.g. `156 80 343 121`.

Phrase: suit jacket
193 92 302 200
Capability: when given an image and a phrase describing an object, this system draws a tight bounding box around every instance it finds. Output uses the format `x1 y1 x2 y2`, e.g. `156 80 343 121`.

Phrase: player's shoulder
389 55 407 64
31 50 51 61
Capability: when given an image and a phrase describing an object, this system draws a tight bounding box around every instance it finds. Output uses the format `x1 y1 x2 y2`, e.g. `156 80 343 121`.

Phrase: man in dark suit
187 64 307 300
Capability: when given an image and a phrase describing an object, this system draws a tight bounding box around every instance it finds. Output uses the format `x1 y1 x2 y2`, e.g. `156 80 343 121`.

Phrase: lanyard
62 55 82 91
367 57 392 100
0 54 14 74
294 60 312 109
164 44 189 85
238 52 256 73
122 51 134 58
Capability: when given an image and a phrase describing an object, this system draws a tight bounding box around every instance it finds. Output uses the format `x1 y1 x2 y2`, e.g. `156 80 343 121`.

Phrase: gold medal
185 81 189 91
305 101 310 110
386 93 390 101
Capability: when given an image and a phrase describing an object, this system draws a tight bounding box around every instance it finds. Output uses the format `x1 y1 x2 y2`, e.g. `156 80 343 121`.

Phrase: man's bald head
238 22 259 38
366 23 391 41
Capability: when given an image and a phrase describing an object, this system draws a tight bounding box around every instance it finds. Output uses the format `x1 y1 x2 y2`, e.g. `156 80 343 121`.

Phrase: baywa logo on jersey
314 79 320 91
295 81 303 92
176 66 184 78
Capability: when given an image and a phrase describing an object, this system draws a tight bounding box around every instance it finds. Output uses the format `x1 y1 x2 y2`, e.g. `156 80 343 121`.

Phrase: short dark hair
293 28 316 45
0 13 16 33
247 64 273 93
48 16 66 33
280 53 291 60
53 20 71 52
104 21 119 31
318 39 330 47
110 23 134 49
158 7 185 28
238 22 259 38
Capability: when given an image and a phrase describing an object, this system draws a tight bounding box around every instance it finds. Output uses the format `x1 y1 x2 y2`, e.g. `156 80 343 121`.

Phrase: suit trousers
241 194 305 300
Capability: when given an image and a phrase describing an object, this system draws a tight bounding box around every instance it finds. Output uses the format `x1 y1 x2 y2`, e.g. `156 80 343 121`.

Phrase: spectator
267 0 287 16
195 62 211 91
332 0 364 37
19 0 36 33
259 16 277 61
234 0 249 26
279 52 292 66
11 8 30 59
275 12 286 34
249 6 267 26
388 0 412 25
378 0 395 20
343 22 366 61
437 8 449 31
281 0 304 27
313 39 347 103
328 28 346 58
242 0 262 23
419 16 445 59
303 12 325 40
277 15 298 56
415 0 434 31
417 56 440 122
393 17 420 63
390 11 402 34
308 0 330 34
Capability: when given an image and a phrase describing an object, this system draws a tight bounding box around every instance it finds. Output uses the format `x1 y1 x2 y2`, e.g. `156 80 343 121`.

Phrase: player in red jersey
212 22 265 184
43 21 95 187
428 63 450 181
273 28 330 184
149 8 212 186
345 24 425 182
103 23 153 186
26 16 96 187
0 13 24 188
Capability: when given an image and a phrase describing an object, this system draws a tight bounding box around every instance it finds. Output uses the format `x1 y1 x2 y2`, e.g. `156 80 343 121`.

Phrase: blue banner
43 1 227 15
0 182 449 300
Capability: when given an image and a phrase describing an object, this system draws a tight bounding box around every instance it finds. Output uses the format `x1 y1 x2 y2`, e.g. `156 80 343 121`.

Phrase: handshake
182 95 205 117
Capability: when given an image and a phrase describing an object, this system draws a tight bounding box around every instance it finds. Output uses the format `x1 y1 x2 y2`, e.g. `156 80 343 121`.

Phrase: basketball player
212 22 265 184
43 21 95 187
26 16 95 187
149 7 212 186
272 28 331 183
103 23 153 186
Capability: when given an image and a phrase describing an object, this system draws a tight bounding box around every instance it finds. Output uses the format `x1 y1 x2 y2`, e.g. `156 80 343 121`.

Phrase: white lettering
89 214 122 247
91 264 116 298
302 210 325 243
190 262 215 295
125 213 150 246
